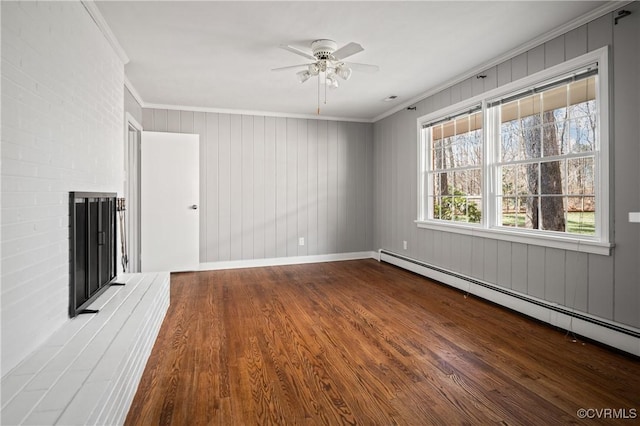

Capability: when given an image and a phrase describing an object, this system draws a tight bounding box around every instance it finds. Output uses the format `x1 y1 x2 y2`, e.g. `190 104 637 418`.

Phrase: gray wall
373 5 640 329
142 109 374 262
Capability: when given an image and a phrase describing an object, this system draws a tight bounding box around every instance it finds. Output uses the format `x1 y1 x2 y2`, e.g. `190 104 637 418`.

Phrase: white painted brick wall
1 1 125 374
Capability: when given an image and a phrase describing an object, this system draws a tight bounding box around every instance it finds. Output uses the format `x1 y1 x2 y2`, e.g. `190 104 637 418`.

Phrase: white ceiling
96 1 610 121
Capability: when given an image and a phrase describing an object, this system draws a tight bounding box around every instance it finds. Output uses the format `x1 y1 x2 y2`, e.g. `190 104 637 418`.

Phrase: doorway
124 113 142 272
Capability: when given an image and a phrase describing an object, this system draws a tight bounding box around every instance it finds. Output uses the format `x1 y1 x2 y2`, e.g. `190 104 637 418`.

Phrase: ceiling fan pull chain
317 73 321 115
324 68 328 105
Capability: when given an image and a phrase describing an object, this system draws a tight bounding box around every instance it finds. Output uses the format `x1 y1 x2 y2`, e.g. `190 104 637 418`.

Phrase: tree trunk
522 117 540 229
540 111 565 231
520 111 565 231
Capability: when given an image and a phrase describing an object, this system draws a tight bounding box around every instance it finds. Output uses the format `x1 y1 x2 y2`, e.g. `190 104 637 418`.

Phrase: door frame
124 112 142 273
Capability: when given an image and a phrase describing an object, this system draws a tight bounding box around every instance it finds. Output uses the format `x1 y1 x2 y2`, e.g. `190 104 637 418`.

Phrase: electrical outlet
403 240 407 250
299 237 305 246
630 212 640 223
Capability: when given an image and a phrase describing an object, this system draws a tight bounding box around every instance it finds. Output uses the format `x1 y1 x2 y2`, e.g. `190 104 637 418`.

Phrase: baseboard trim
379 249 640 357
199 251 378 271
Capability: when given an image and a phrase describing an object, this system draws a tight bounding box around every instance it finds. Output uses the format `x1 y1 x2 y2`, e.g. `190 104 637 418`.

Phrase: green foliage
434 188 481 223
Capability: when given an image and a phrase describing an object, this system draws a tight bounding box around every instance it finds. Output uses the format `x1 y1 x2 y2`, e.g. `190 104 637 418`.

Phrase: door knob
190 204 198 210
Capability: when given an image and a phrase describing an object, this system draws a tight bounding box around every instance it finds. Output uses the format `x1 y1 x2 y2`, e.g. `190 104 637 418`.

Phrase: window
491 74 597 235
422 107 483 224
417 48 611 255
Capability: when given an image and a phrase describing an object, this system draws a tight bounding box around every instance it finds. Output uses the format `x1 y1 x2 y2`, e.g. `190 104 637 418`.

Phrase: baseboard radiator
378 249 640 357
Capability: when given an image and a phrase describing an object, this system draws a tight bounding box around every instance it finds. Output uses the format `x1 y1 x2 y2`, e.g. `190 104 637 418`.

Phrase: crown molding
373 0 632 122
142 102 373 123
81 0 129 65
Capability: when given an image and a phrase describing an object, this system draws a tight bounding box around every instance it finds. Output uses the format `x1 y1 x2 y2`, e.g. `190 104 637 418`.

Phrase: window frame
416 47 612 255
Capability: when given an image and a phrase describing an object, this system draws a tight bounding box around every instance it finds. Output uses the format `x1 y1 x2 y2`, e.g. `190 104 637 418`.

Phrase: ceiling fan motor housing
311 39 337 60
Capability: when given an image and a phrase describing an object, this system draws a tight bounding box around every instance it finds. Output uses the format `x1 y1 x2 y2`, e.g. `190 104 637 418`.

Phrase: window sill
415 220 613 256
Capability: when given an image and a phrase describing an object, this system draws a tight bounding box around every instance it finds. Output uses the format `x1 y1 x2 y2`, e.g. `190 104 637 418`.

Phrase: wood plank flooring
125 259 640 425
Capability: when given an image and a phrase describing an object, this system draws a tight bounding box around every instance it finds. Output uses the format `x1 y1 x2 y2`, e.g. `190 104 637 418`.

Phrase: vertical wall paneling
253 116 266 259
440 230 452 271
564 25 588 60
510 243 528 294
167 110 180 132
217 114 232 261
511 52 528 81
432 230 443 266
389 116 396 251
286 119 298 256
459 235 473 277
297 119 308 256
229 115 243 259
365 124 374 249
544 248 566 304
432 88 452 116
526 245 546 299
483 239 498 285
471 74 484 97
264 117 277 258
275 117 288 257
317 121 329 254
153 109 168 132
481 66 498 92
336 123 348 251
471 237 484 280
205 113 219 262
588 254 614 320
307 120 319 255
180 111 195 134
194 112 207 261
396 113 411 254
527 44 546 75
496 241 512 289
383 119 393 250
587 13 613 51
497 60 512 87
342 123 355 252
545 35 566 67
612 2 640 327
327 121 338 253
241 115 254 260
450 83 462 105
565 251 589 313
459 78 473 101
420 229 433 265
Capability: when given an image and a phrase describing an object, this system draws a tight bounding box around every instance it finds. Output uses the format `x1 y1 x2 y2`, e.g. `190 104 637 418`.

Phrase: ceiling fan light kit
274 38 379 114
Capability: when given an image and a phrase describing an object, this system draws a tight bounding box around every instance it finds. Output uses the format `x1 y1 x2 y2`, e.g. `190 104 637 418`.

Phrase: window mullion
484 101 496 229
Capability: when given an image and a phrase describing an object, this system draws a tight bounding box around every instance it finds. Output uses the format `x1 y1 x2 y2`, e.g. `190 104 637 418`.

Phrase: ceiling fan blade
272 63 312 72
333 42 364 60
344 62 379 73
279 44 316 61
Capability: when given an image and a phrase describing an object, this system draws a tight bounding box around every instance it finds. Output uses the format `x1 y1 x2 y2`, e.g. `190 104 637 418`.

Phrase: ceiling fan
273 39 379 113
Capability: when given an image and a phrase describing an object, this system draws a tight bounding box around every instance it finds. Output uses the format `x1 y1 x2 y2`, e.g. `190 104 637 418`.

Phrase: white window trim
416 47 612 256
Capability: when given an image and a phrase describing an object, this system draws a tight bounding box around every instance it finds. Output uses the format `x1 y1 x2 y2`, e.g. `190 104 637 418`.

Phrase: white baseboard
199 251 378 271
379 249 640 357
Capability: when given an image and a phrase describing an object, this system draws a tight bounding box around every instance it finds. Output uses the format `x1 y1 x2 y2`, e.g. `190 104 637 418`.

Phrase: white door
141 131 199 272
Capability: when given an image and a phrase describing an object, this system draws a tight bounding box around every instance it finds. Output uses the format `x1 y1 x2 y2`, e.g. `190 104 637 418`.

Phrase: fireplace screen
69 192 117 317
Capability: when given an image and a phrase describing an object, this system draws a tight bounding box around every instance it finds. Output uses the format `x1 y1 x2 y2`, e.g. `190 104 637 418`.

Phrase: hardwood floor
125 259 639 425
